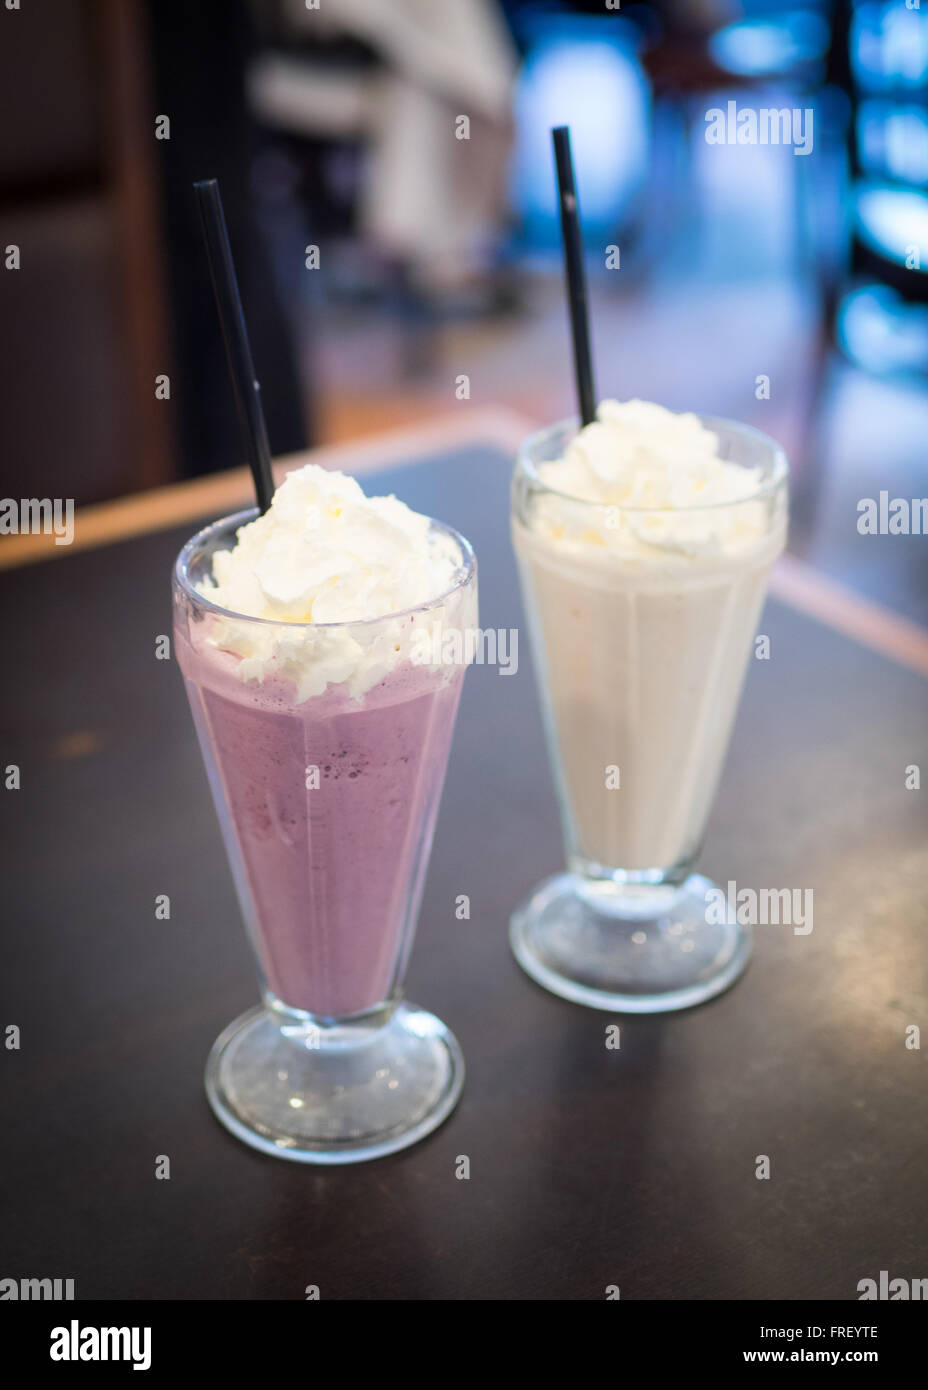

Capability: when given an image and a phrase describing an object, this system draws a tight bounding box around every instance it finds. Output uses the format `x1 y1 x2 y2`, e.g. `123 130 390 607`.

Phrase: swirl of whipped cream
196 464 465 700
530 400 771 562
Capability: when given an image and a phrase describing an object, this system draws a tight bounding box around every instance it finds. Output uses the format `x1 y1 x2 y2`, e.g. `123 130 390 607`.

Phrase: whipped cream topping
196 465 465 700
528 400 777 562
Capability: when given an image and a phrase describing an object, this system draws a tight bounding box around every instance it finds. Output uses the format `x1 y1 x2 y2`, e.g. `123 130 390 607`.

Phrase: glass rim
173 507 477 631
516 412 789 514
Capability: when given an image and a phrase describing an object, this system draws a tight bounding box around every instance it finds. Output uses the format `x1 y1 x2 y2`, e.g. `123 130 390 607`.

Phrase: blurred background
1 0 926 620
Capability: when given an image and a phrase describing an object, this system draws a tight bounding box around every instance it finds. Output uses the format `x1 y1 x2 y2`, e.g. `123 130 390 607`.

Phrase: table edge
3 405 927 680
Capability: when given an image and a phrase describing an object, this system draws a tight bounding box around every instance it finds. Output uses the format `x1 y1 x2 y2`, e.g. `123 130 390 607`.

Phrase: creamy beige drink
513 401 787 875
509 401 788 1014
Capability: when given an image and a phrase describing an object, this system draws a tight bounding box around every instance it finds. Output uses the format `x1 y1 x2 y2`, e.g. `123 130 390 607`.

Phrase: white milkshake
513 400 787 873
510 401 788 1012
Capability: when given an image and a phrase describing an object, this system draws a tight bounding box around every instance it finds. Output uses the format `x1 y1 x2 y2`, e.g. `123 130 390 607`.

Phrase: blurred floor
313 269 928 630
312 269 928 629
312 269 816 439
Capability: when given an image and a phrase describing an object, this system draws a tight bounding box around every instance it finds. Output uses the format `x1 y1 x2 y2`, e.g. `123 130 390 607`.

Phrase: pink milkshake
172 464 477 1162
175 636 465 1017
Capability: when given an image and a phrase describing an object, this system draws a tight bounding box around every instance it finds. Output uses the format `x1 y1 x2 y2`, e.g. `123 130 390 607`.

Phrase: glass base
205 1000 464 1164
510 872 752 1013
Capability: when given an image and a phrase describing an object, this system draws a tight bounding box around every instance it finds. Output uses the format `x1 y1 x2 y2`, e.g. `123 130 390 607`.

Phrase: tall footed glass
510 417 788 1012
173 509 477 1161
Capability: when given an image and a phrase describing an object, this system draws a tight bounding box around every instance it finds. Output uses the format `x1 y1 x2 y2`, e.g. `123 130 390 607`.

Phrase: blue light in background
851 1 928 93
858 101 928 186
856 182 928 266
708 10 830 78
838 283 928 376
510 25 650 248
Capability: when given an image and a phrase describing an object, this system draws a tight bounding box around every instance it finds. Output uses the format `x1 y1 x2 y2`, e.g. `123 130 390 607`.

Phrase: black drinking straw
552 126 597 428
194 178 275 514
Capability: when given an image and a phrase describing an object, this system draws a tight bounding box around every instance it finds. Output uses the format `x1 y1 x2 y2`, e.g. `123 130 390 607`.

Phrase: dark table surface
2 439 927 1301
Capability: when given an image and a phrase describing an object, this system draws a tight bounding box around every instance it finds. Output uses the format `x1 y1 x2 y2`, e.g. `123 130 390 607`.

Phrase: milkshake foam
513 401 787 874
175 467 475 1017
197 463 462 699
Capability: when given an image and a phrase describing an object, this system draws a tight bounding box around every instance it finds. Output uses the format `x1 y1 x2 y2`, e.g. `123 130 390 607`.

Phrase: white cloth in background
277 0 517 287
